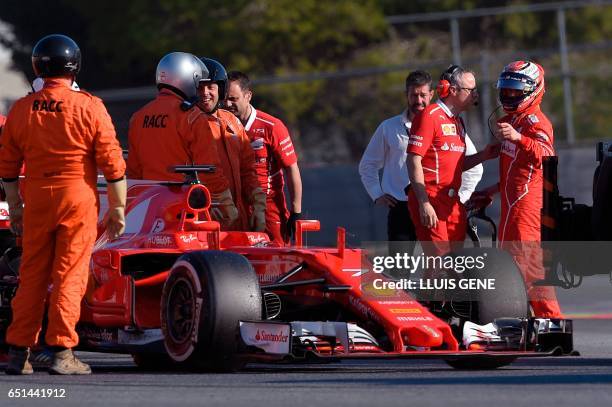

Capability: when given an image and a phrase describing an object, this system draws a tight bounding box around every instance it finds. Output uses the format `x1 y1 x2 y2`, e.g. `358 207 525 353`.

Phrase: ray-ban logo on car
179 234 197 243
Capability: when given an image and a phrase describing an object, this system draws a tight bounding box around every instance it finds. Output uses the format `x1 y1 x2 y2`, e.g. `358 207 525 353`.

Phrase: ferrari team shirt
359 109 482 204
407 100 466 197
243 105 297 197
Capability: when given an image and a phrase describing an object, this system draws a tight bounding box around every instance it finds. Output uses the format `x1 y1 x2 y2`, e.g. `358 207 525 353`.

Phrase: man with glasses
359 70 483 249
406 65 498 255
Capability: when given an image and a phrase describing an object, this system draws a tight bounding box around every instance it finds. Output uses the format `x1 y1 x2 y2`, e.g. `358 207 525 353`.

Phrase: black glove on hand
285 212 302 242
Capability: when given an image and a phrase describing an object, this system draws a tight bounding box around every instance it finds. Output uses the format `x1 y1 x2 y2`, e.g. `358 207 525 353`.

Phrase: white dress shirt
359 110 483 204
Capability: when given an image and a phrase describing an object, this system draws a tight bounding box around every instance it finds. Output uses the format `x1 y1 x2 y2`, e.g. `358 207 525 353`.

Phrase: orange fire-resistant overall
127 90 229 193
0 78 125 348
194 109 259 230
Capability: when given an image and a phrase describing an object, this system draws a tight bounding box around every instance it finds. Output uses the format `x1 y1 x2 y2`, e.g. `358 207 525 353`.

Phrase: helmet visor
496 72 536 92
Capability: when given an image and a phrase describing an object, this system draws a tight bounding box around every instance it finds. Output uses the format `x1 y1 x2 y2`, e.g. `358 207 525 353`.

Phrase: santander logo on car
255 329 289 343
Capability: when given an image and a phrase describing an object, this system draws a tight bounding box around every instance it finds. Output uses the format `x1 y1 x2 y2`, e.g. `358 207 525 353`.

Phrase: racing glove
284 211 302 242
210 189 239 227
249 187 266 232
106 177 127 240
464 191 493 212
2 180 23 236
465 183 499 212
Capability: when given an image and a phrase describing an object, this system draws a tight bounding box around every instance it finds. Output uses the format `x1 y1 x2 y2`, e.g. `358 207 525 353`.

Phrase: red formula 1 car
0 166 574 371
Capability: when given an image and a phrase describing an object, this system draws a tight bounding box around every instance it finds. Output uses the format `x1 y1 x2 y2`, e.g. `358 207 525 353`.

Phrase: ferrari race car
0 165 576 371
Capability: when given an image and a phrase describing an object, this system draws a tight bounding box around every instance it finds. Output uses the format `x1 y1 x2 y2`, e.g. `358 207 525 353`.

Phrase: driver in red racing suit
469 61 562 318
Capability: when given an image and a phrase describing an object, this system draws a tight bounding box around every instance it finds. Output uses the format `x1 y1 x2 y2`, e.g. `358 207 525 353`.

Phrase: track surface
1 319 610 407
1 147 609 406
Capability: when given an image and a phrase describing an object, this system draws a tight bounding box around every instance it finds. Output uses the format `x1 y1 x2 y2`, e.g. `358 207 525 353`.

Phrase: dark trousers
387 201 417 241
386 201 417 278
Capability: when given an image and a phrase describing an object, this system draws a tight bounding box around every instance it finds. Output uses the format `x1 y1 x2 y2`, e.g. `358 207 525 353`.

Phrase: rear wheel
592 156 612 240
160 251 261 372
0 231 15 256
0 245 21 348
444 247 529 370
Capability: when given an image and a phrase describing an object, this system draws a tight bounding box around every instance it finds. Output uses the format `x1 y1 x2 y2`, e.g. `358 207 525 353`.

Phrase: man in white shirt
359 70 483 242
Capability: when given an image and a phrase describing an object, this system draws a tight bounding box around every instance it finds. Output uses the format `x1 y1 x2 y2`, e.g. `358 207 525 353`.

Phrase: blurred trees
1 0 611 162
0 0 387 88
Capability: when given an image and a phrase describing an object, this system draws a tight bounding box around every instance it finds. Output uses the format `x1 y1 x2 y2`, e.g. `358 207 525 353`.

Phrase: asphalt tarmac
1 146 609 406
0 318 610 407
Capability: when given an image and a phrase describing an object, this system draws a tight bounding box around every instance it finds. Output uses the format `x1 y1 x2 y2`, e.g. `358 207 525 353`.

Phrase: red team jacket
407 100 466 222
243 108 297 198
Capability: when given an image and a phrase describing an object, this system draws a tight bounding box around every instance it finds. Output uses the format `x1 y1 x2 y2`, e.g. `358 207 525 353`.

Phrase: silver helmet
155 52 209 100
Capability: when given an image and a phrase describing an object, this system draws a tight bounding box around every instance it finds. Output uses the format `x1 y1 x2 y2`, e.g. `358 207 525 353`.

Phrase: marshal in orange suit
127 52 239 229
0 34 126 375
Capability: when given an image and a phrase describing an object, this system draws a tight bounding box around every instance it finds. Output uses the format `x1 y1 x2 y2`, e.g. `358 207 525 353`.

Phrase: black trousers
387 201 417 241
386 201 417 277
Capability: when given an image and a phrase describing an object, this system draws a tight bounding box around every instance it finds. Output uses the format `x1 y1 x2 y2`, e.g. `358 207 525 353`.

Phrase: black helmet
199 57 228 112
32 34 81 78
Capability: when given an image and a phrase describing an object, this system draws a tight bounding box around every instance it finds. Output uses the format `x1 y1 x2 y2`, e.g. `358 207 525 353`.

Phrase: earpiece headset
436 64 462 98
180 97 199 111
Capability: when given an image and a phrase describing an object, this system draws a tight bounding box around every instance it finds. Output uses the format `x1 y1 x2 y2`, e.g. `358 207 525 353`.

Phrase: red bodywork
86 181 461 355
0 179 560 362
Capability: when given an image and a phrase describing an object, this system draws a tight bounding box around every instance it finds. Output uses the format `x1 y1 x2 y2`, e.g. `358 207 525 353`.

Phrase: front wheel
445 355 517 370
444 247 528 370
160 251 262 371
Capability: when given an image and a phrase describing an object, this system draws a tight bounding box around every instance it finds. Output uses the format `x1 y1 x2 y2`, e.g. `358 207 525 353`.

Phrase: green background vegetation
1 0 610 163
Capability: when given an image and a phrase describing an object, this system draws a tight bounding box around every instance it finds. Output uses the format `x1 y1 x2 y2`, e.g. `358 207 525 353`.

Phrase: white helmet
155 52 209 101
496 60 545 113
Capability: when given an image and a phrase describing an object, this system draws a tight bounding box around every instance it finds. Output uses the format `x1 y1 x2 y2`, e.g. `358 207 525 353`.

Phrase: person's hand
284 212 302 242
8 202 23 236
210 203 239 226
419 201 438 229
105 207 125 240
483 141 501 160
106 178 127 240
465 190 494 212
495 122 522 142
374 194 398 207
211 189 240 227
249 187 267 232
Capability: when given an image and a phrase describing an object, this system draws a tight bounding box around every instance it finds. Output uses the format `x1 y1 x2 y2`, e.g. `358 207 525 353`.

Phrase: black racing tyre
592 156 612 240
445 355 518 370
0 231 15 256
160 251 262 372
592 163 600 203
0 245 20 280
131 353 178 371
444 247 529 370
